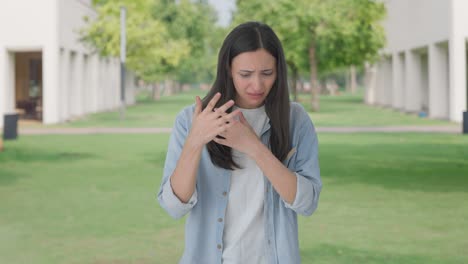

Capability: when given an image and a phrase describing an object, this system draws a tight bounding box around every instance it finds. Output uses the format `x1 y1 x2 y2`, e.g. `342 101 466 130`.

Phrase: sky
207 0 236 27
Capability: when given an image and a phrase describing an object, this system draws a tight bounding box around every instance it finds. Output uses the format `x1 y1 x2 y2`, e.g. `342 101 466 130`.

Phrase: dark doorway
15 52 43 121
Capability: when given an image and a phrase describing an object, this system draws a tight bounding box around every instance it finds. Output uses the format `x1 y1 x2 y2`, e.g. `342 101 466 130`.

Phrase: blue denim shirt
157 102 322 264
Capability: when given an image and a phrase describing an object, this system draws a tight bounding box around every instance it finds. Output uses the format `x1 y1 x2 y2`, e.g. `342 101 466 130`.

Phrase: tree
153 0 223 86
81 0 189 86
234 0 386 110
234 0 309 102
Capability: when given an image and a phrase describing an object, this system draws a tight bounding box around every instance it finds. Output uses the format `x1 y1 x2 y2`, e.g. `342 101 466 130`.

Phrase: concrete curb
17 126 462 135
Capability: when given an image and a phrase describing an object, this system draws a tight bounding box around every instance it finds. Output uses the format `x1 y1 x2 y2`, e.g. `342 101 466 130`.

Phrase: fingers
204 93 236 117
239 112 248 124
194 96 202 115
214 99 235 116
212 109 239 129
213 136 227 146
204 92 221 113
224 109 241 122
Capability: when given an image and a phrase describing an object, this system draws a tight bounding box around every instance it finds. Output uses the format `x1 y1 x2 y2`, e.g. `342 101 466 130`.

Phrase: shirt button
218 218 223 222
217 244 222 250
268 239 271 245
222 191 227 196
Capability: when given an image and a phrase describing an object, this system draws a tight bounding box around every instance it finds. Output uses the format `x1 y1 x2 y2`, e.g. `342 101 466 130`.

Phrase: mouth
247 92 264 98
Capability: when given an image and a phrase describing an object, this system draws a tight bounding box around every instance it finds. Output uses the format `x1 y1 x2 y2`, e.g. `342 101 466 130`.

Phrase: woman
158 21 322 264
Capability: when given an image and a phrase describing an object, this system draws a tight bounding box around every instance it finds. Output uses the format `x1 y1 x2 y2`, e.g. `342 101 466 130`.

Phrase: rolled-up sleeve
160 178 198 219
157 108 198 219
282 108 322 216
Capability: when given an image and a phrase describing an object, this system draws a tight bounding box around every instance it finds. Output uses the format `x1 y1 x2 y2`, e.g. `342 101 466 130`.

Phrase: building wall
0 0 57 126
59 0 95 54
0 0 56 48
368 0 468 122
383 0 451 53
0 0 135 128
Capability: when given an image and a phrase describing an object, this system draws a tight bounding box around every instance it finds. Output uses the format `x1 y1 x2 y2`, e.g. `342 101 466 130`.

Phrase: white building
366 0 468 123
0 0 136 127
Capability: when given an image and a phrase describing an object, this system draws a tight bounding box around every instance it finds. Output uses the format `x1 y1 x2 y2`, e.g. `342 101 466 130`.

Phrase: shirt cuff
282 172 308 211
161 177 198 218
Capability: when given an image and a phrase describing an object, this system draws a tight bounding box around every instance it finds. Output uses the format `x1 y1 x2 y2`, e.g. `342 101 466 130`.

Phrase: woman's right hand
187 93 240 149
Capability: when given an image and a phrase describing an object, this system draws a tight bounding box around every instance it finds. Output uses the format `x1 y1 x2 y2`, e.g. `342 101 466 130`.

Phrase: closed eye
262 70 273 76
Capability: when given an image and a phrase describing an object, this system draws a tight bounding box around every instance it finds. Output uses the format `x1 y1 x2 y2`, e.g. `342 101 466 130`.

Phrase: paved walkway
18 125 462 135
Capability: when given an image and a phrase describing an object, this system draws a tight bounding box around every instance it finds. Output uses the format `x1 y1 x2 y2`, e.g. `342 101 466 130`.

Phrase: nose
251 75 263 92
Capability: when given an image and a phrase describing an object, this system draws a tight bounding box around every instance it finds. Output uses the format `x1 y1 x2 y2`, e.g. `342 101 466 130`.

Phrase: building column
59 48 69 121
112 58 119 109
98 58 105 111
448 37 467 122
0 49 5 127
405 50 421 112
420 51 429 113
69 52 77 117
392 52 405 109
383 57 393 106
0 49 16 128
375 60 385 105
75 53 84 116
89 54 99 113
82 55 90 114
82 55 88 114
364 62 377 105
429 43 450 119
43 45 60 124
449 0 468 122
115 59 121 107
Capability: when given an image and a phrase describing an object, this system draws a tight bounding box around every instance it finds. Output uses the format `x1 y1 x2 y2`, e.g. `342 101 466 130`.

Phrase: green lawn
1 133 467 263
23 89 457 128
302 93 457 127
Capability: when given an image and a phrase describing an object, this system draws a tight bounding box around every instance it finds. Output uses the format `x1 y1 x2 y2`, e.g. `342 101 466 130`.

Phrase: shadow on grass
143 150 167 167
137 96 195 106
0 168 26 185
0 144 97 185
321 141 468 193
301 243 459 264
0 147 96 163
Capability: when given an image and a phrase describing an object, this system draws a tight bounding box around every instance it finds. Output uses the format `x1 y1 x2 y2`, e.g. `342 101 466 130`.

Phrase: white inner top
222 105 269 264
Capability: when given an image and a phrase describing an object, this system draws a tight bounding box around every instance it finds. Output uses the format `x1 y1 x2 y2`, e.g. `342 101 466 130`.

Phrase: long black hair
203 21 290 170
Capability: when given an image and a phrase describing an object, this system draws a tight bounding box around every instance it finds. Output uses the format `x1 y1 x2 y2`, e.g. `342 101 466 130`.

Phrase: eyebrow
238 69 274 73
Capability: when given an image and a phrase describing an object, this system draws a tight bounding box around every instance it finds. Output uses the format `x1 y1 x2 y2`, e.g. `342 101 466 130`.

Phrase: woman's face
230 49 277 109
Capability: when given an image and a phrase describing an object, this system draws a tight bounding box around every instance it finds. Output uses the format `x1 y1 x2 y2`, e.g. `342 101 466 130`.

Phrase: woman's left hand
213 112 261 156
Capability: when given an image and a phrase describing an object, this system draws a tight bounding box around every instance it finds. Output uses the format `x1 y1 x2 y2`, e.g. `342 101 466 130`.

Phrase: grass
299 92 457 127
21 89 457 128
1 133 468 263
2 90 466 263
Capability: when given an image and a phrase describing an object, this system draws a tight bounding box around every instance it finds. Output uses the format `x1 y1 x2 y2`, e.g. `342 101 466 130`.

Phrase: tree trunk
309 41 320 111
345 68 351 93
152 83 160 101
350 65 357 94
164 79 173 96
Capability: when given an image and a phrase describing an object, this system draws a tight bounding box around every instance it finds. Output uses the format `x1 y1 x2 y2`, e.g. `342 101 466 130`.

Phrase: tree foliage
153 0 222 83
82 0 223 84
234 0 386 110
